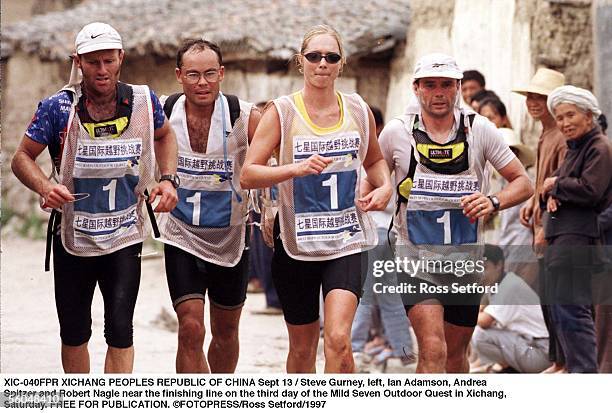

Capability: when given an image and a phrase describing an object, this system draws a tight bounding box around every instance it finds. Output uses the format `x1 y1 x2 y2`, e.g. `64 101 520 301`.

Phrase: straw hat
498 128 535 168
512 68 565 97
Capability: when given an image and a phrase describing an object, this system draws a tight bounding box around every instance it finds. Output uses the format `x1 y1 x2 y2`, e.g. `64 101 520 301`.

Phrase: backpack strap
225 94 241 127
163 92 183 119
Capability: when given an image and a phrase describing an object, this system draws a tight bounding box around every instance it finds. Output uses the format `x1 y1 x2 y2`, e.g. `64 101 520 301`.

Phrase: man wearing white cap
378 53 533 372
11 22 179 373
513 67 567 373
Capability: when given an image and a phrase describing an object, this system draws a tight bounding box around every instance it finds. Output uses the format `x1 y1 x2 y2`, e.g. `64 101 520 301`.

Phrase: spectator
514 67 567 373
462 70 486 104
479 97 513 129
471 245 551 373
542 85 612 373
595 113 612 373
470 89 499 112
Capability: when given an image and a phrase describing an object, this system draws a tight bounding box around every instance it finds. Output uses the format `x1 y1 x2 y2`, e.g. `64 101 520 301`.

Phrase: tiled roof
1 0 410 61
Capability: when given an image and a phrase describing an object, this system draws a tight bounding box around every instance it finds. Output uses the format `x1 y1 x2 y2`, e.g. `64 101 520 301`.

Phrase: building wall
594 0 612 122
385 0 594 148
1 53 382 225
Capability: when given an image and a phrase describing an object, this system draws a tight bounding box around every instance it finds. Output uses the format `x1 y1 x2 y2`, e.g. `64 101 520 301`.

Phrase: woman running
241 25 392 373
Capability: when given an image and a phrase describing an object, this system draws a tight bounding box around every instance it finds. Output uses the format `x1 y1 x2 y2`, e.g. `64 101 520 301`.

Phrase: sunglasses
303 52 342 64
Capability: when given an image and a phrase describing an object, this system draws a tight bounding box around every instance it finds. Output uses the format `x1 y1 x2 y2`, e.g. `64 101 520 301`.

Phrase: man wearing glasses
156 39 261 373
11 22 179 373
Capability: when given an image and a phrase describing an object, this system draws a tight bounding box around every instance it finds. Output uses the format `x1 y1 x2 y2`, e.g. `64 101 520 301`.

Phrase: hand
149 180 178 212
546 196 560 213
357 184 392 212
533 226 547 256
293 154 333 177
460 192 493 221
542 177 557 194
519 203 533 227
41 183 75 209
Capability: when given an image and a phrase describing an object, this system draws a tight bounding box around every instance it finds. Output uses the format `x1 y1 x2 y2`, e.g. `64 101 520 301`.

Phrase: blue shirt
25 86 166 167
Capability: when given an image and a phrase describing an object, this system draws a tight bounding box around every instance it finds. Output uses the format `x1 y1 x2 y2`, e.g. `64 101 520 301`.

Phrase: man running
11 22 178 373
379 53 532 373
156 39 261 373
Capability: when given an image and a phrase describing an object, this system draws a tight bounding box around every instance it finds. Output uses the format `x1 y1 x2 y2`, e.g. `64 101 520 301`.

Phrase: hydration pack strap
144 189 161 238
44 209 60 272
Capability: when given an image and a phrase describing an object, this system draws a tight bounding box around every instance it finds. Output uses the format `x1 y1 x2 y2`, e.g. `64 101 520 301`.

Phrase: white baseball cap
413 53 463 80
75 22 122 54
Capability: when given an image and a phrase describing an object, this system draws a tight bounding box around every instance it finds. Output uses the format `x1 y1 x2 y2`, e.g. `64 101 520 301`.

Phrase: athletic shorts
403 277 482 328
164 244 248 310
53 236 142 348
271 217 364 325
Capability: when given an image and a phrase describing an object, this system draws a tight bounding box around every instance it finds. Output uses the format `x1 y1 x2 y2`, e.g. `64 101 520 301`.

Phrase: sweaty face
77 49 123 97
553 103 593 141
300 34 342 89
177 48 224 107
480 103 504 128
525 92 549 120
461 80 483 104
414 77 459 119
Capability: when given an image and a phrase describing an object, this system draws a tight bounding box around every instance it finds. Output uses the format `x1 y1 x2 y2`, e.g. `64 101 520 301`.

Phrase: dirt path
0 236 327 373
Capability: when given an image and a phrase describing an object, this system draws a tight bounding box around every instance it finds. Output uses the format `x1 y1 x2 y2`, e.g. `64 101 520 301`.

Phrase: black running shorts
271 218 364 325
403 277 482 327
53 236 142 348
164 244 248 310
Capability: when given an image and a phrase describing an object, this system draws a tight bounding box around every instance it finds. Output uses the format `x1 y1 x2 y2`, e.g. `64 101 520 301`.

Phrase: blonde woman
241 25 392 373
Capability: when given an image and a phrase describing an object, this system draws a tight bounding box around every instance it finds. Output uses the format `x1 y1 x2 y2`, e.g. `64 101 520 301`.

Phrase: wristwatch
159 174 180 189
487 195 500 211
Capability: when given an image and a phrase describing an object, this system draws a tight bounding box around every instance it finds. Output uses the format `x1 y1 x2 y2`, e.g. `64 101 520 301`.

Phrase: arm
247 106 262 144
149 119 178 212
462 158 533 220
240 104 332 189
547 145 611 206
358 107 393 212
11 136 74 208
477 311 496 329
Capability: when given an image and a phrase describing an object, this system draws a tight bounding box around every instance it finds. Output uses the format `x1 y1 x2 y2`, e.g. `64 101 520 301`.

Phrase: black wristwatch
487 195 500 211
159 174 180 189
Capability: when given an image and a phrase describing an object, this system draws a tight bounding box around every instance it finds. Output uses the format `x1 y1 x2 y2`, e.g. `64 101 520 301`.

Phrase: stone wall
385 0 595 148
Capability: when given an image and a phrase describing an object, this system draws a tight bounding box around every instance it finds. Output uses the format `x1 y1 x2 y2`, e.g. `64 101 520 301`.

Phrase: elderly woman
541 85 612 373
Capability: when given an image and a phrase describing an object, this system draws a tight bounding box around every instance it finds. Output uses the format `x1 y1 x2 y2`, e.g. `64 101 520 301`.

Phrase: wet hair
470 89 499 105
598 114 608 134
176 39 223 68
370 106 384 129
295 25 346 72
463 70 486 87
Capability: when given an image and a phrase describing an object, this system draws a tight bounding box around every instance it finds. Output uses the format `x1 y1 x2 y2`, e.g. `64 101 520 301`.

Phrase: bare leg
104 346 134 373
208 304 243 373
61 343 90 373
407 301 447 373
444 322 475 373
285 321 320 373
175 299 209 373
323 289 358 373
